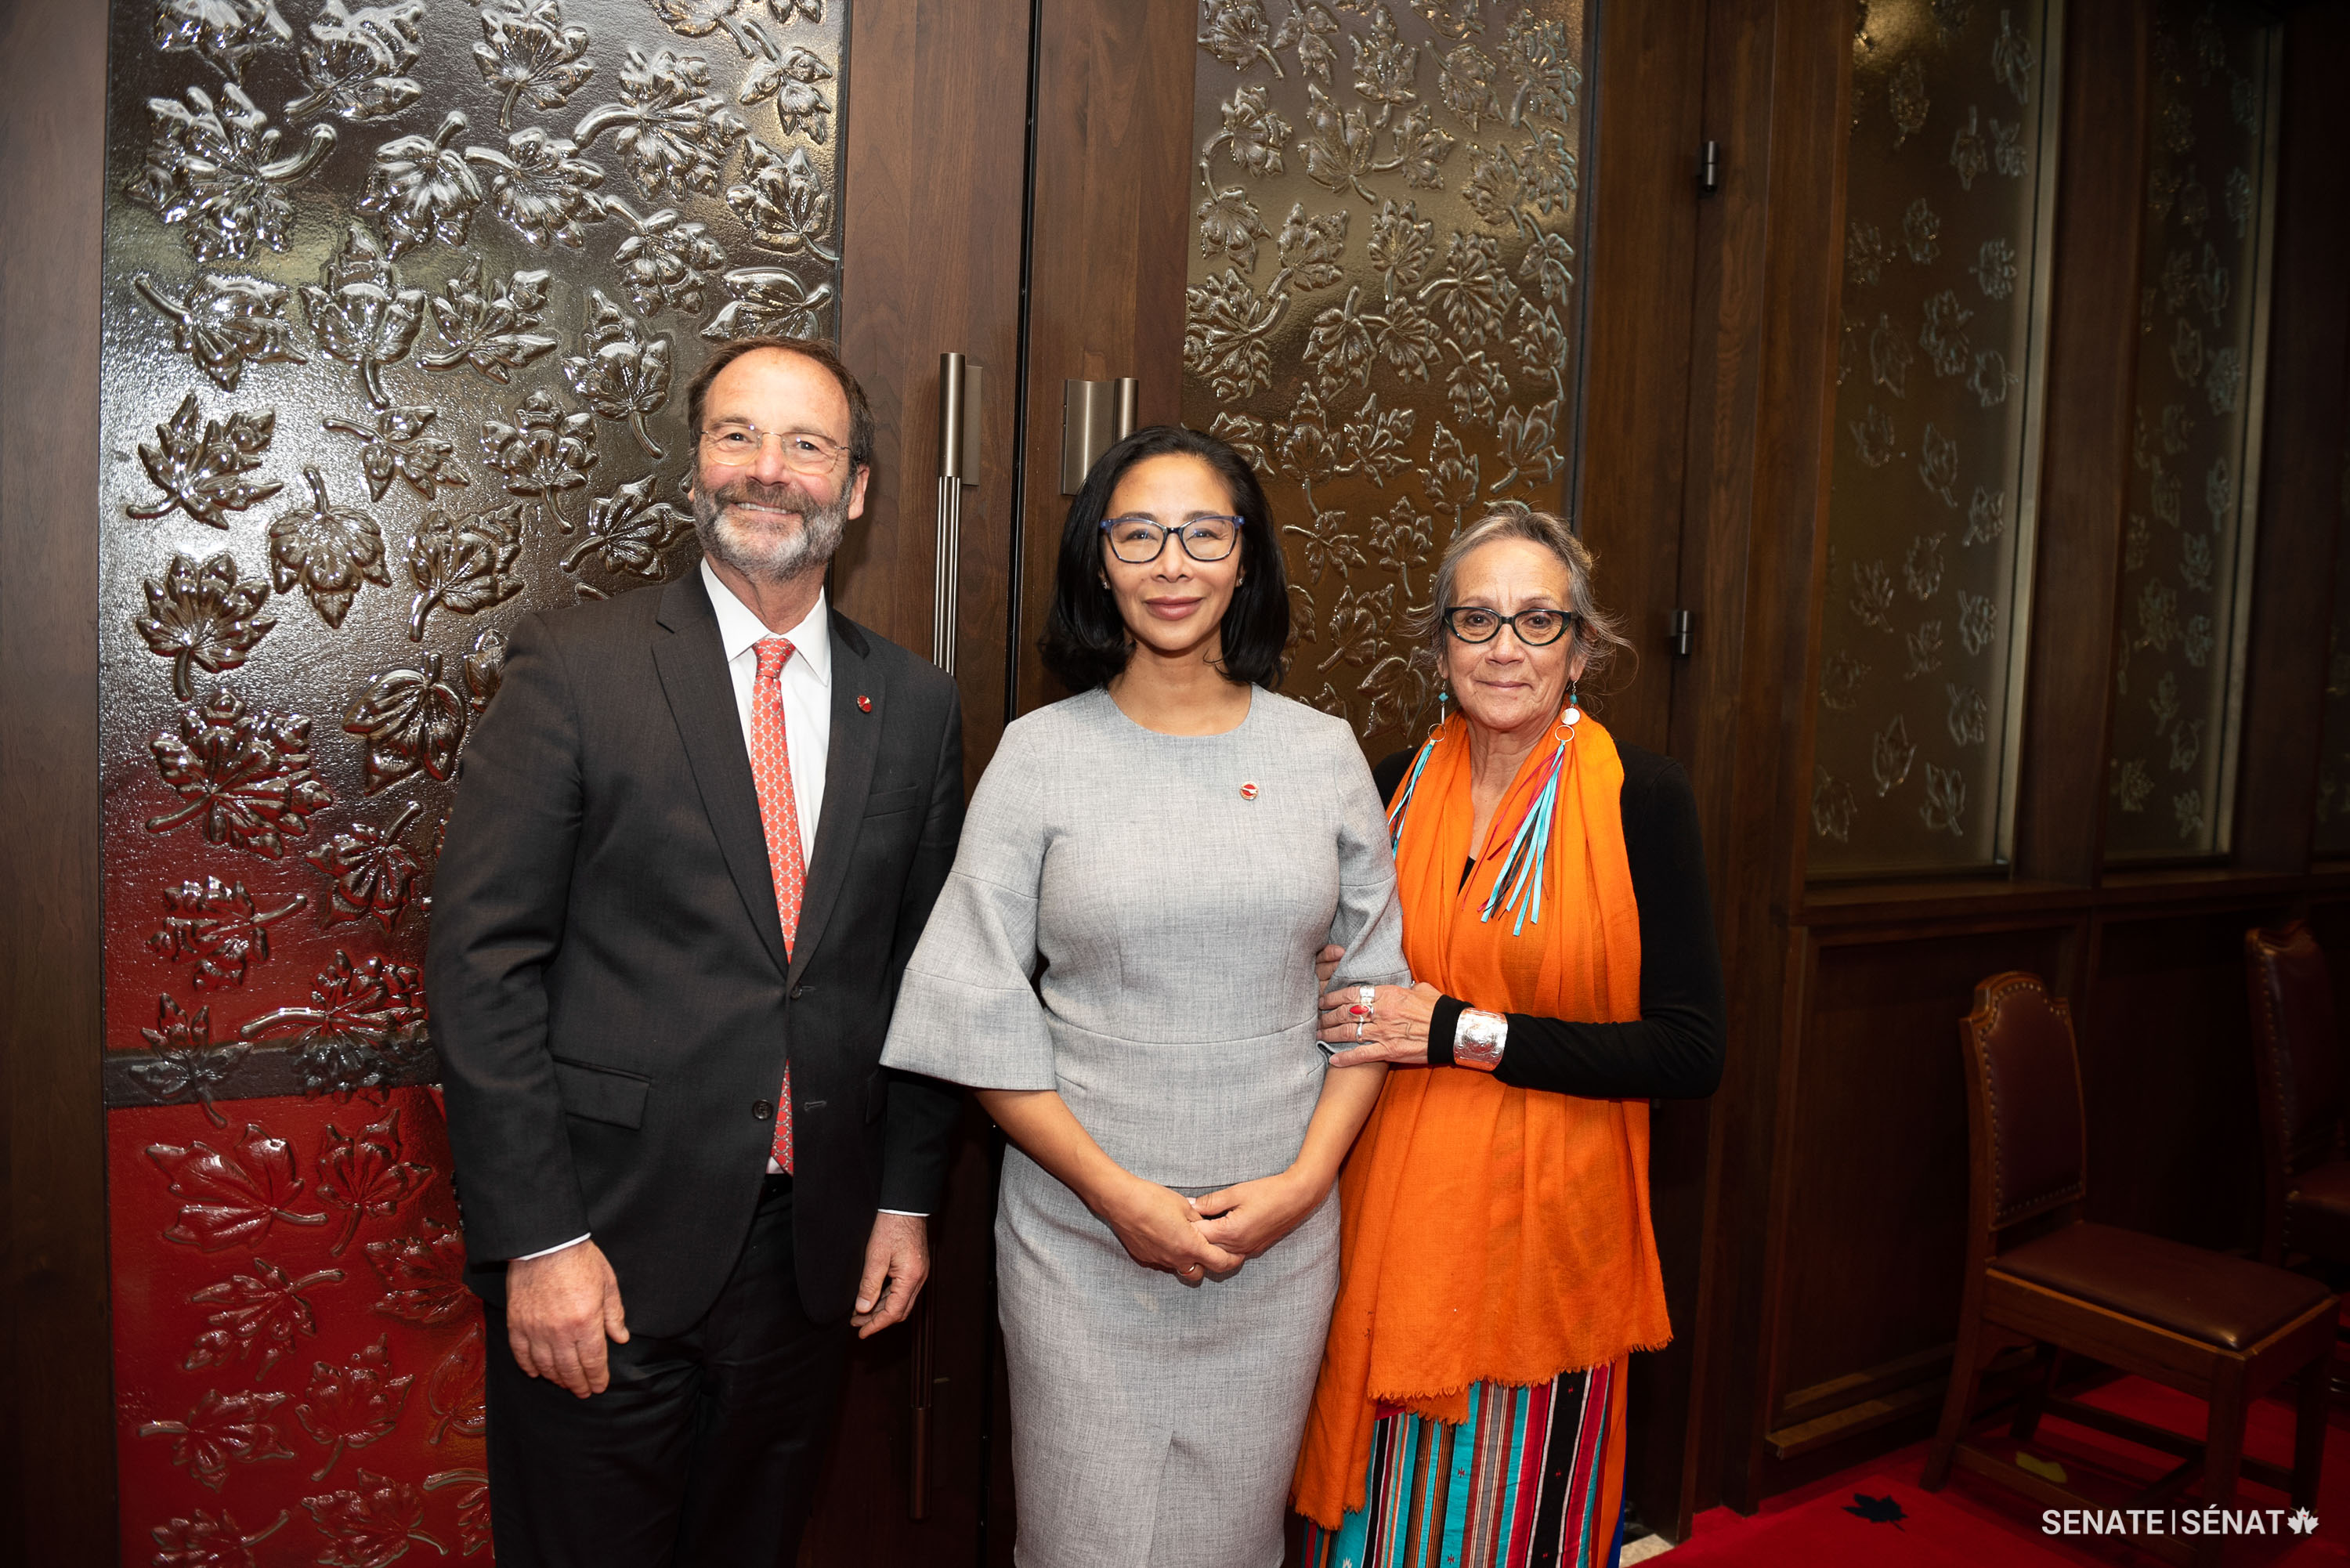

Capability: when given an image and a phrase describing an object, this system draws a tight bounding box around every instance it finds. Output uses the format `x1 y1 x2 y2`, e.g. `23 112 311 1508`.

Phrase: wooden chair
1922 972 2337 1566
2246 921 2350 1270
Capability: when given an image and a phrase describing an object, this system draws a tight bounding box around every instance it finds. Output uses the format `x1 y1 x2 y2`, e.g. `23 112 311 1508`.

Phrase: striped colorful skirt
1300 1357 1629 1568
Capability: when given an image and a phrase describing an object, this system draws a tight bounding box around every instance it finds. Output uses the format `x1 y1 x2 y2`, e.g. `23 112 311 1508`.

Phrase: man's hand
852 1212 930 1339
505 1240 628 1397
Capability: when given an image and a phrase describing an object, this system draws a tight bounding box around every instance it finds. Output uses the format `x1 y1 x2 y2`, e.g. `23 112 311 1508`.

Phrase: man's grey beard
691 475 851 584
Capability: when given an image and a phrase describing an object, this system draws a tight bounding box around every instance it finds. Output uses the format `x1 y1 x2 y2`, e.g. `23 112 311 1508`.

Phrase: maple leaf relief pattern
149 1505 292 1568
269 467 392 628
139 1388 297 1493
129 394 284 530
131 992 251 1125
316 1106 435 1257
307 800 428 932
147 1122 328 1252
150 876 307 989
136 551 277 699
184 1257 346 1382
148 687 336 858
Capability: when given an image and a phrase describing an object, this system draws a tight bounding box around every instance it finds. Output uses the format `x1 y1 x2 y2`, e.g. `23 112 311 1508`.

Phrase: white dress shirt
515 564 913 1263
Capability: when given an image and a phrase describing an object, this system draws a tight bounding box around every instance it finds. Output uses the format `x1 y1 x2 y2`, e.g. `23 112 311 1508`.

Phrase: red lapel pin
857 694 872 712
1239 782 1259 800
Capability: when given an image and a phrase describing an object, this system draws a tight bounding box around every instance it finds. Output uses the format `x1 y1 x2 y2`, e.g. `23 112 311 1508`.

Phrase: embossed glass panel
98 0 847 1551
1182 0 1593 750
1810 0 2063 879
2102 2 2278 860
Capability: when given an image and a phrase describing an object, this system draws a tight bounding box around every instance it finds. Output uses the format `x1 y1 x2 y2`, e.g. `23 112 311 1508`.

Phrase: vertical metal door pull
935 353 984 674
908 1290 935 1519
1060 377 1141 495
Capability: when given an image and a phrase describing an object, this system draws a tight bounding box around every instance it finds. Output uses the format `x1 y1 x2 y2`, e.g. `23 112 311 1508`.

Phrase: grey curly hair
1406 508 1633 705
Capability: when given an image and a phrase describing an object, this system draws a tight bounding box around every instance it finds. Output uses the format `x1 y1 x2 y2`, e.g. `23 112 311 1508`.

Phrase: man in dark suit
427 335 965 1566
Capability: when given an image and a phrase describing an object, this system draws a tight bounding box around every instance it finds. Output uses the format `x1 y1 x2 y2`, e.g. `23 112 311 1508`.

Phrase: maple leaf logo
131 992 251 1126
345 656 468 793
149 1122 328 1251
147 687 336 858
306 800 425 932
302 1469 444 1566
405 504 526 640
2290 1508 2319 1536
136 551 277 699
365 1217 471 1324
564 474 693 580
128 393 284 530
239 951 430 1097
425 1319 487 1443
184 1256 345 1382
139 1388 296 1493
269 466 392 628
298 1335 414 1478
150 876 306 989
422 1470 490 1557
149 1504 291 1568
316 1105 433 1256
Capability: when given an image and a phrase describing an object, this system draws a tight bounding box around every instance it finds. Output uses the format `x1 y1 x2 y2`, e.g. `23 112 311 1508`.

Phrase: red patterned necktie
748 635 805 1172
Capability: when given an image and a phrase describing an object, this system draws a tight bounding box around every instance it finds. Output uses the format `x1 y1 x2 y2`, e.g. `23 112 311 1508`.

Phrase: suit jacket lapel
788 612 883 986
652 573 791 977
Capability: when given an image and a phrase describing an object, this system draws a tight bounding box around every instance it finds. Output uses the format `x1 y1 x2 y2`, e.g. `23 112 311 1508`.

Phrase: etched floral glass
2102 2 2277 860
1183 0 1595 752
1809 0 2063 879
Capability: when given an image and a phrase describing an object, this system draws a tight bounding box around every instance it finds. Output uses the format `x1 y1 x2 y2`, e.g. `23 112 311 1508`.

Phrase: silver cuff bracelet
1454 1008 1508 1072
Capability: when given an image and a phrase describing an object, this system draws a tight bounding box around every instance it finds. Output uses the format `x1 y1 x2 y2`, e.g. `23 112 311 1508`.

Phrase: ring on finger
1354 1017 1366 1041
1358 984 1377 1020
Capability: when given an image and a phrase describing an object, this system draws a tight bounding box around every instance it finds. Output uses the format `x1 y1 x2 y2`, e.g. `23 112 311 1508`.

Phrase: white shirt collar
701 557 832 688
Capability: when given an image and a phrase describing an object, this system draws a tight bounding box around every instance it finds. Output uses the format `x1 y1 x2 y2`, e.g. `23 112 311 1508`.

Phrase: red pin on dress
857 694 872 712
1239 782 1259 800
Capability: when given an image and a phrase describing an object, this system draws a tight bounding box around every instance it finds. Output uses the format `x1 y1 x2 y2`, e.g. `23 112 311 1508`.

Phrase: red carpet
1662 1378 2350 1566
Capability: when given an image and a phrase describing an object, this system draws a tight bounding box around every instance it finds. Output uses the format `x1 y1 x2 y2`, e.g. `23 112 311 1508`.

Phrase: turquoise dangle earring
1563 676 1582 728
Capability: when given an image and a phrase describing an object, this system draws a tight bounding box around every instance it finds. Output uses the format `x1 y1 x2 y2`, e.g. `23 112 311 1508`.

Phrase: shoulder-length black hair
1039 425 1290 693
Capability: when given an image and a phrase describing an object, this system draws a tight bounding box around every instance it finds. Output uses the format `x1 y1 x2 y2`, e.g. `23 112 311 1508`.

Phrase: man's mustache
710 478 819 515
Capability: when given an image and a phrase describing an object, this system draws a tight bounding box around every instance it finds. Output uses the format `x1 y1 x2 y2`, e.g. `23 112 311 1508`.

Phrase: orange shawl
1292 713 1671 1528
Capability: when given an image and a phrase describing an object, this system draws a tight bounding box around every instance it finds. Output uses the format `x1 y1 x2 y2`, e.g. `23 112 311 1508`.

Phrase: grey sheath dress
881 685 1410 1568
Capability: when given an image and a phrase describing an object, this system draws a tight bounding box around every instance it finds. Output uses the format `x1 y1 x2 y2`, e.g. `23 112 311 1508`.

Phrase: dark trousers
484 1175 850 1568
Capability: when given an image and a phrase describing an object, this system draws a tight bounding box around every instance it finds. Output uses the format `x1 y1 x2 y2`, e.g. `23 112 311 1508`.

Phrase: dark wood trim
2010 0 2150 884
0 2 113 1559
1009 0 1195 721
836 0 1035 789
2232 2 2350 875
1683 0 1853 1516
1580 0 1712 1538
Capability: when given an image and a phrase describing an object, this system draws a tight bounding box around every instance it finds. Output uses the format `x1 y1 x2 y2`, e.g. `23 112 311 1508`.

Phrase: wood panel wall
1682 0 2350 1518
0 4 113 1562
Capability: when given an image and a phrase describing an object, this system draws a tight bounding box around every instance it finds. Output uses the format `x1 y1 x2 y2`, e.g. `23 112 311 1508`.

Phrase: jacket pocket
552 1057 652 1129
864 782 925 818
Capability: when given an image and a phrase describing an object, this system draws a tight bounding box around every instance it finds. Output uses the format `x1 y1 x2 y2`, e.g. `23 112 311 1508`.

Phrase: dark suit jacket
427 572 967 1335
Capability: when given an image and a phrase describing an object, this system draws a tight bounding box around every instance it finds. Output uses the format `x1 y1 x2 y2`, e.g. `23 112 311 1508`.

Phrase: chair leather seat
2287 1160 2350 1262
1991 1221 2332 1352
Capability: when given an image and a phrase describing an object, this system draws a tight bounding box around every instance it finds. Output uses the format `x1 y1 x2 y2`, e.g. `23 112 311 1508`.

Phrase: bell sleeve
880 736 1060 1091
1326 738 1413 990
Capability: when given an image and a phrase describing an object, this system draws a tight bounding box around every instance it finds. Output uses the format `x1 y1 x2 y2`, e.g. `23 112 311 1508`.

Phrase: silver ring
1354 1018 1366 1041
1358 984 1377 1017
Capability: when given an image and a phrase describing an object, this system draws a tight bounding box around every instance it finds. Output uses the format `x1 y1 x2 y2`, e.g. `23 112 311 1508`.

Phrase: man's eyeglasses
699 422 848 475
1099 514 1242 564
1442 606 1577 645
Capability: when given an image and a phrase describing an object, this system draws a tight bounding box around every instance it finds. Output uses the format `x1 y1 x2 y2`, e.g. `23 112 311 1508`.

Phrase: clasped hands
1098 1165 1326 1288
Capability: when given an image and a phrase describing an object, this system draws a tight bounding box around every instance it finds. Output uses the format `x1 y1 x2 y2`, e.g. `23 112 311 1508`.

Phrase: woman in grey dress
881 426 1408 1567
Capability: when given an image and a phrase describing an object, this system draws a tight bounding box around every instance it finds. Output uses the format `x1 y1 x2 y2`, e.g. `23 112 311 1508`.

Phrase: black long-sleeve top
1372 740 1726 1100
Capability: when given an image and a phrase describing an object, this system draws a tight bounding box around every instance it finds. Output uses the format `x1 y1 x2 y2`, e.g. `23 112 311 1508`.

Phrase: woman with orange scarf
1291 509 1726 1567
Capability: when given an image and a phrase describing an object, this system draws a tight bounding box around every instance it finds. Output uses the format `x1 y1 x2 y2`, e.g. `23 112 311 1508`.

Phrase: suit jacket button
752 1100 774 1121
789 985 806 999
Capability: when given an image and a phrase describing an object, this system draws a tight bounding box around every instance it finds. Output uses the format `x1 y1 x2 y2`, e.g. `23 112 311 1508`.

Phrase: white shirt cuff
513 1233 591 1262
878 1209 927 1218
